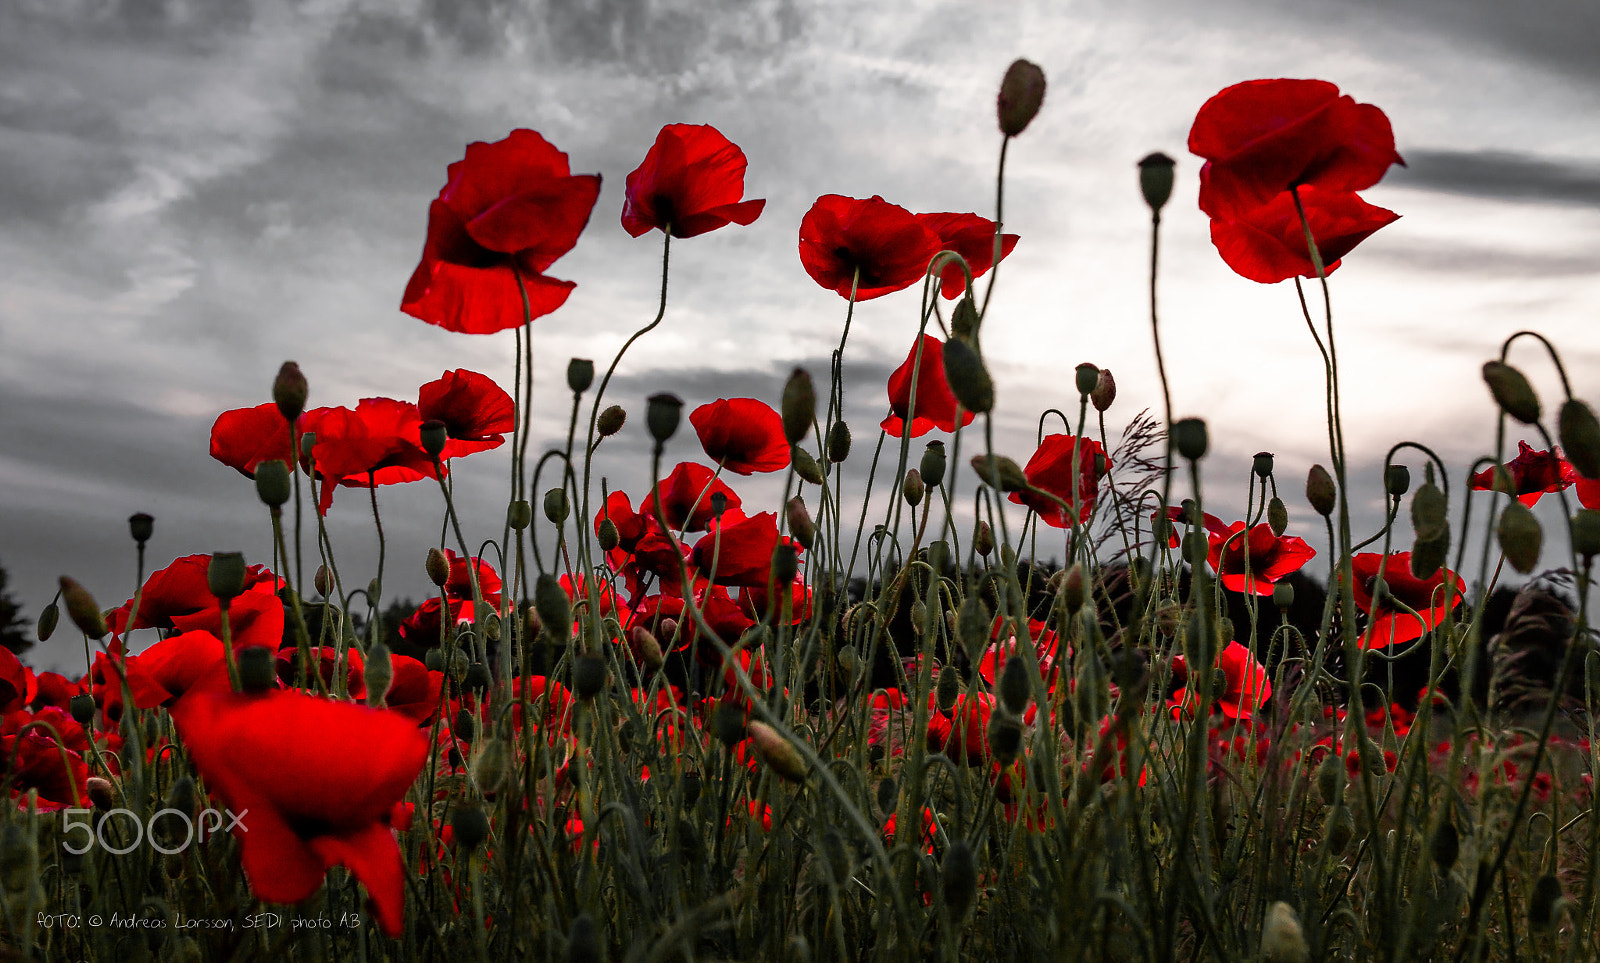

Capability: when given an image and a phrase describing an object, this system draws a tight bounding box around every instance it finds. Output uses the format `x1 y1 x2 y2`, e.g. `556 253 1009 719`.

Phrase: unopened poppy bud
37 602 59 642
472 737 510 795
205 552 248 604
85 775 115 811
971 454 1028 493
566 358 595 394
987 714 1022 763
996 58 1046 136
782 368 816 445
975 520 995 557
269 362 308 424
238 646 276 693
364 641 394 706
943 337 994 414
1572 509 1600 559
792 446 826 485
951 296 979 340
534 573 571 643
299 430 316 462
1306 465 1336 517
1411 529 1449 579
1138 152 1177 213
658 617 678 643
941 839 978 917
748 720 808 782
1070 363 1099 398
59 576 107 638
69 693 96 725
1061 562 1085 615
918 443 948 491
451 804 490 851
1411 482 1447 541
1497 501 1542 574
543 487 569 524
453 706 477 744
1273 581 1295 610
630 627 663 670
254 459 290 507
998 654 1031 716
936 665 961 712
128 511 154 545
1172 417 1208 461
597 405 626 438
1431 819 1459 872
419 419 448 459
1561 399 1600 479
163 775 196 818
1315 754 1344 804
1529 874 1563 931
424 548 450 588
1260 901 1308 963
786 497 816 550
646 392 683 443
771 542 799 585
820 421 849 465
464 660 490 693
712 701 746 745
1384 464 1410 497
1252 452 1274 479
1481 360 1541 424
1090 368 1116 412
902 468 925 507
568 912 602 963
595 516 620 553
573 652 607 700
1268 497 1288 537
313 564 331 598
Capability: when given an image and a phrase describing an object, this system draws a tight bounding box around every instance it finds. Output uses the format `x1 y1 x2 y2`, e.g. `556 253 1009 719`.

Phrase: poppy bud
451 804 490 851
1172 417 1208 461
910 600 929 634
1529 874 1563 931
1060 562 1085 615
1090 368 1116 412
1572 509 1600 560
1306 465 1336 517
299 430 317 463
713 702 747 745
1430 819 1459 872
780 368 816 445
998 654 1030 716
646 392 683 443
1560 399 1600 479
36 602 59 642
927 539 951 574
59 576 107 639
1267 497 1288 537
975 520 995 557
1410 482 1447 542
771 542 800 585
630 627 663 670
597 518 620 553
128 511 154 546
1138 152 1176 213
787 497 816 551
368 576 382 602
1481 360 1541 424
535 573 571 643
254 459 290 508
419 419 448 459
1260 902 1308 963
313 564 331 598
83 775 115 811
1384 464 1410 497
951 296 979 340
573 652 607 700
1252 452 1274 479
543 487 569 525
566 358 595 394
936 665 961 713
1497 501 1543 574
943 338 994 414
902 468 925 507
792 446 826 485
472 737 510 795
464 661 490 693
364 641 394 706
272 361 308 422
69 693 96 725
423 548 449 588
1411 529 1449 580
920 440 947 488
748 720 808 782
497 500 527 534
941 839 978 917
238 646 276 693
996 58 1046 136
567 912 602 963
970 454 1029 493
1272 580 1295 610
1073 363 1101 397
453 706 477 744
876 777 898 816
597 404 627 438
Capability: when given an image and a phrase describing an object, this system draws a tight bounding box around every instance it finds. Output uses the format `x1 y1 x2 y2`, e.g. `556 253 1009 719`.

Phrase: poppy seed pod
413 419 446 459
971 454 1029 493
1260 902 1308 963
273 361 308 422
646 392 684 443
37 602 59 642
238 646 276 693
597 404 627 438
1384 464 1410 497
827 420 852 463
1272 580 1295 610
128 512 154 545
792 446 826 485
1560 399 1600 478
1411 482 1448 542
566 358 595 394
472 737 510 795
573 652 607 700
941 840 978 917
1172 417 1208 461
59 576 107 639
782 368 816 445
1074 363 1101 397
1253 452 1275 479
543 487 570 524
451 804 490 851
942 337 994 414
1572 509 1600 560
1481 360 1541 424
1306 465 1336 517
1497 501 1543 574
748 720 808 782
69 692 96 725
997 59 1046 136
902 468 925 507
1090 368 1116 412
534 573 572 643
254 459 291 508
786 496 816 551
1268 497 1288 537
1411 528 1449 579
298 430 316 462
1138 152 1176 213
506 499 532 531
920 440 947 488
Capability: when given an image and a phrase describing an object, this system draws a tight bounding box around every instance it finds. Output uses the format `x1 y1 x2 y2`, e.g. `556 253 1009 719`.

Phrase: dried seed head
128 512 155 545
646 392 684 443
1384 464 1410 497
1252 451 1275 479
566 358 595 394
1137 152 1177 213
543 487 570 524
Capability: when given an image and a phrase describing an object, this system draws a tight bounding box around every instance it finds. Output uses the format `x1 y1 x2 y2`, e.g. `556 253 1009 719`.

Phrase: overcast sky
4 0 1598 670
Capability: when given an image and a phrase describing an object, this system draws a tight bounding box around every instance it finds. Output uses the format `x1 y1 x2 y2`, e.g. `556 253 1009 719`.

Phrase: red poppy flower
797 195 940 300
690 398 790 475
300 400 439 515
210 403 297 477
627 587 756 650
642 462 743 532
1 725 89 810
29 671 81 712
417 369 515 459
1213 642 1271 719
382 656 445 726
1154 505 1230 548
1009 434 1109 529
978 618 1062 688
881 335 976 438
1206 521 1316 595
1207 185 1398 284
1468 441 1577 507
170 690 428 937
692 512 798 588
621 124 766 239
396 551 501 647
119 630 240 708
915 212 1019 299
941 692 996 766
739 578 811 626
108 554 285 652
1349 551 1464 649
0 648 26 714
402 130 601 334
1579 477 1600 510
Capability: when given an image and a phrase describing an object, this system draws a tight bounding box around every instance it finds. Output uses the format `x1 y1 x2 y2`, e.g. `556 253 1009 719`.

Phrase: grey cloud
1376 239 1600 278
1387 149 1600 208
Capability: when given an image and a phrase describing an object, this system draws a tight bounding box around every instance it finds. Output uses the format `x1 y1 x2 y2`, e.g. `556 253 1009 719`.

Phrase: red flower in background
1 724 89 810
881 335 975 438
1169 641 1271 720
210 403 296 477
693 512 798 588
108 554 284 653
417 369 515 458
915 212 1019 299
642 462 743 532
170 690 428 937
798 195 940 300
402 130 601 334
300 400 438 515
0 648 27 714
1349 552 1464 649
1206 522 1316 595
690 399 790 475
396 551 501 647
621 124 766 239
1468 441 1577 507
1154 505 1229 548
1206 185 1398 284
1010 435 1108 529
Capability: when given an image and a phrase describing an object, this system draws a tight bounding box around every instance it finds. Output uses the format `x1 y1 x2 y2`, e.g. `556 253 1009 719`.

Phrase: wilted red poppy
915 212 1019 299
1206 521 1316 595
690 398 790 475
1009 434 1109 529
402 130 601 334
798 195 940 300
621 124 765 239
1190 78 1404 221
170 690 428 937
642 462 742 532
1468 441 1577 507
210 403 297 477
1207 185 1398 284
881 335 975 438
417 369 515 458
300 400 439 515
1349 551 1464 649
692 512 798 588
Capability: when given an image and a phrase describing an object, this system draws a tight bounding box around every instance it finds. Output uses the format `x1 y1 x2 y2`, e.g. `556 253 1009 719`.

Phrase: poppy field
7 60 1600 962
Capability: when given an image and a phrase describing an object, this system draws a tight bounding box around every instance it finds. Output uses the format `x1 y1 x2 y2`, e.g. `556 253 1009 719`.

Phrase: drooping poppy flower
1349 551 1464 649
210 403 299 478
621 124 766 239
692 512 798 588
915 212 1019 299
416 369 515 459
402 130 601 335
690 398 790 475
1009 434 1109 529
641 462 742 532
1206 185 1399 284
881 335 976 438
169 690 428 937
797 195 941 300
1468 441 1577 507
300 399 439 515
1206 521 1316 595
